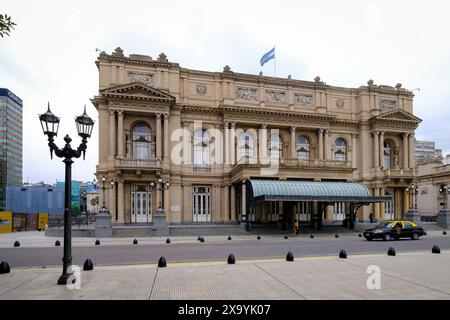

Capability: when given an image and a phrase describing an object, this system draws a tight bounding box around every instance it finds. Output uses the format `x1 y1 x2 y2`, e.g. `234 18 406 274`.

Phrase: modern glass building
0 88 23 211
54 180 83 207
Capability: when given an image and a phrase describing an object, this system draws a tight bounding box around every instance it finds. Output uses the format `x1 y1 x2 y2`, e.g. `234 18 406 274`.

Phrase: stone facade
91 48 421 225
417 161 450 215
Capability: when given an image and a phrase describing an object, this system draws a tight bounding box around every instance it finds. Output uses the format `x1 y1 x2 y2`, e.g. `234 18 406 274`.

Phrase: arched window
133 124 151 160
238 132 254 162
296 136 310 160
384 140 392 169
334 138 347 161
268 133 283 159
193 129 210 166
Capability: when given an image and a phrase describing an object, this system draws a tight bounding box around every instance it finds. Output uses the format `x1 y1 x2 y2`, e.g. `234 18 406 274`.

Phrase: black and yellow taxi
363 220 427 241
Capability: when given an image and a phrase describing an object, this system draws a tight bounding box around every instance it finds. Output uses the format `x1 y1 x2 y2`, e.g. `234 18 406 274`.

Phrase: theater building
91 48 421 228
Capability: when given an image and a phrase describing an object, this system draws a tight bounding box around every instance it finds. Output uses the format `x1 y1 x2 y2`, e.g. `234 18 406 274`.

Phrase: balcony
383 168 414 179
114 158 161 170
234 157 352 170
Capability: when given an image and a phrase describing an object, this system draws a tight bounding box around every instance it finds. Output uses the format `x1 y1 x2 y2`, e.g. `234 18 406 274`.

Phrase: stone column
241 180 246 222
163 114 169 160
164 187 170 221
409 133 415 169
351 133 357 168
156 114 162 159
318 128 324 160
325 205 333 220
182 183 190 222
109 185 116 221
402 133 409 169
374 188 380 220
109 110 116 160
230 122 236 165
403 188 410 215
324 129 330 160
373 131 379 168
290 126 296 159
379 131 385 168
223 122 230 165
230 184 236 221
222 184 229 221
380 187 385 220
117 111 124 158
117 181 124 223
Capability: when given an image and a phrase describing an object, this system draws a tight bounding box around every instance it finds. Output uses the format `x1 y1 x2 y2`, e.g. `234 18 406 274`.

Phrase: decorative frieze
129 73 153 86
266 90 286 103
294 94 313 105
379 99 396 109
235 87 257 101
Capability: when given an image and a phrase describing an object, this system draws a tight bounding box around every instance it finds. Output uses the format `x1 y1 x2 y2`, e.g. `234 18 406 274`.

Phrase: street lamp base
436 208 450 229
405 208 422 224
57 272 74 285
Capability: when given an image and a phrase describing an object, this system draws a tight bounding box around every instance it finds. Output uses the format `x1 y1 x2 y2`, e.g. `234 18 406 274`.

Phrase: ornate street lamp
99 175 114 209
157 178 170 209
439 185 449 210
39 103 94 285
405 183 421 223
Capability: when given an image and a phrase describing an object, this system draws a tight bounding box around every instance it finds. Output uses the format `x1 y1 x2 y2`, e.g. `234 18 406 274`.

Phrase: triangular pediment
100 82 175 103
372 109 422 123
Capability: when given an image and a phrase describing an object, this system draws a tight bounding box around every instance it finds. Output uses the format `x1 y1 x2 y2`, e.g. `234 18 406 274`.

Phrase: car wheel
384 233 391 241
412 232 419 240
365 236 373 241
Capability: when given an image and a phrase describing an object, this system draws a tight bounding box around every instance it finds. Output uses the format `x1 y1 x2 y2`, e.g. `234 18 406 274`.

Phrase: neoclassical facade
91 48 421 225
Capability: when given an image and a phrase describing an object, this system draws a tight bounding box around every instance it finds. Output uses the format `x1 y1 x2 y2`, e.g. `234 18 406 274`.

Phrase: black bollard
286 251 294 262
133 239 138 245
55 240 61 247
228 236 232 241
257 235 261 240
387 247 396 256
83 259 94 271
14 241 20 247
284 235 288 239
200 237 205 243
310 234 314 239
166 238 171 244
444 230 447 235
227 254 236 264
197 236 202 241
158 256 167 268
335 234 339 238
0 261 10 274
95 239 100 246
358 233 362 238
339 249 347 259
432 245 441 254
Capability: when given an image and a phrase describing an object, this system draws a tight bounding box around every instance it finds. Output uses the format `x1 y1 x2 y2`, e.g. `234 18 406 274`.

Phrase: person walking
369 213 374 223
292 219 299 236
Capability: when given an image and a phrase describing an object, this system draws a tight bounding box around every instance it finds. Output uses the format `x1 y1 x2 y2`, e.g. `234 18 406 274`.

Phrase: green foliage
0 14 16 38
72 205 81 216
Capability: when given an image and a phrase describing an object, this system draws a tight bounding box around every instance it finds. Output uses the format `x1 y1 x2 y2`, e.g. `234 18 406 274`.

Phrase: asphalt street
1 235 449 268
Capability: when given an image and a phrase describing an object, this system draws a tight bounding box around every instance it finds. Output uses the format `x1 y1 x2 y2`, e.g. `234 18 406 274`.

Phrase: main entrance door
193 186 211 222
131 184 152 223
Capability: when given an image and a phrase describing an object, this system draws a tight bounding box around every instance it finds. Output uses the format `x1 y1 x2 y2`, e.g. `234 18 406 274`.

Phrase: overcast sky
1 0 450 184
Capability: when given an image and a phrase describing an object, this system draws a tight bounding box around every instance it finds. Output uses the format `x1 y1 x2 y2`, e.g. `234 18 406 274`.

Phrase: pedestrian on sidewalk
292 219 299 236
369 213 374 223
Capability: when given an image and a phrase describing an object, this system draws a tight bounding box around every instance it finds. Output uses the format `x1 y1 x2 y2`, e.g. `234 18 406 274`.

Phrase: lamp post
405 183 421 223
437 185 450 229
439 185 449 210
157 178 170 209
39 103 94 285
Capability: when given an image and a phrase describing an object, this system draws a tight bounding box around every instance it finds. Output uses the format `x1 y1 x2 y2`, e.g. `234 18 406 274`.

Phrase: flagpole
274 45 276 77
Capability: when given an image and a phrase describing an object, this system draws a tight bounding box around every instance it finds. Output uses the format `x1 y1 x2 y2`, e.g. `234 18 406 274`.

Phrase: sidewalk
0 229 447 248
1 251 450 300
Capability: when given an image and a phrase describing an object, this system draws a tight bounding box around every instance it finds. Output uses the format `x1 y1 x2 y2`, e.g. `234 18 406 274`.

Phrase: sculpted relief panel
266 90 286 103
235 87 258 101
379 99 396 110
129 73 153 86
294 93 313 105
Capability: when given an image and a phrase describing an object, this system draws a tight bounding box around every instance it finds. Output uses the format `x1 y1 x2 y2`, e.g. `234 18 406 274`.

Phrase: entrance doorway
131 184 152 223
193 185 211 222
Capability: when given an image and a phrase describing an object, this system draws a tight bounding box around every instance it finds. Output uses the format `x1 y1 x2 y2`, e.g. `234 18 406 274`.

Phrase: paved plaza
1 251 450 300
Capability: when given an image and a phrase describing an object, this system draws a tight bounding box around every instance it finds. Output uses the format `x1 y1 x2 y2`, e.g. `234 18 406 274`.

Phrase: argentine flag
260 47 275 66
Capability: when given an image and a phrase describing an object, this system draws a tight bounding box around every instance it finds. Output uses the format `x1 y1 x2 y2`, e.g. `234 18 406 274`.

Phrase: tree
72 205 81 216
0 14 16 38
